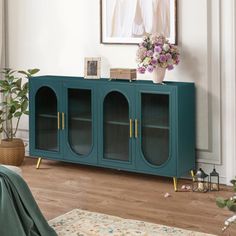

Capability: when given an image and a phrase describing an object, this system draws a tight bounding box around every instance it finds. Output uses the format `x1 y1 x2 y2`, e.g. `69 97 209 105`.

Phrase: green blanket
0 166 57 236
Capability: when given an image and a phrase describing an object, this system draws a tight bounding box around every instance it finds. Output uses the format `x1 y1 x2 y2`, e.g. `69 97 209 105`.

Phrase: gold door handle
62 112 65 130
135 119 138 138
129 119 133 138
57 112 60 130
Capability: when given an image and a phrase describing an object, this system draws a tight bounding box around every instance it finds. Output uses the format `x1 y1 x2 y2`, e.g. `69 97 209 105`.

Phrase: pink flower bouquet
136 34 180 74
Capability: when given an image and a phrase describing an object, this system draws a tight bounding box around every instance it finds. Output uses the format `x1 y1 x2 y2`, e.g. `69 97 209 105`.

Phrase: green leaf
9 105 16 113
3 91 9 97
226 200 234 208
21 95 28 100
7 113 13 120
216 197 227 208
18 71 29 76
28 68 40 75
21 100 28 112
22 82 29 90
7 69 16 75
15 78 22 88
17 90 25 97
1 68 10 74
9 75 15 82
1 68 15 77
0 80 9 88
15 103 21 110
11 88 18 93
0 80 6 86
227 201 236 212
14 111 22 117
23 110 29 115
230 179 236 185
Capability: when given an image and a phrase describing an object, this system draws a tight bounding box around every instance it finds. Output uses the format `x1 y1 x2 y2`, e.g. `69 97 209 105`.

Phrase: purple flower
175 56 180 65
137 67 146 74
147 65 154 73
159 55 167 62
154 46 162 53
165 53 172 60
167 64 174 70
146 50 153 57
151 59 157 65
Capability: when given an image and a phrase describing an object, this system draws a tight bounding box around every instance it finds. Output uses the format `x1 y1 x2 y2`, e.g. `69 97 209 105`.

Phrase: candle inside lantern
212 183 218 190
198 182 204 191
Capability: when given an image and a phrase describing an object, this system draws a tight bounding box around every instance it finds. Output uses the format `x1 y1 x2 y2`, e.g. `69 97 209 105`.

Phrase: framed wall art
100 0 177 45
84 57 101 79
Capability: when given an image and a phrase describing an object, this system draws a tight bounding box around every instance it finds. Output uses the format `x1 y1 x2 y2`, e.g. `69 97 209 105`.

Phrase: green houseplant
216 178 236 231
0 68 39 165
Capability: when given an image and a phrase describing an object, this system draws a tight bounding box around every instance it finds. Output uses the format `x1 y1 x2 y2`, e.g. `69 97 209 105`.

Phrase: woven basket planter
0 138 25 166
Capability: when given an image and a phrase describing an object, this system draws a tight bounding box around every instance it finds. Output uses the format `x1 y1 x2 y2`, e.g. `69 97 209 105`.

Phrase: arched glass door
141 93 169 166
35 87 58 151
68 89 92 156
103 91 129 161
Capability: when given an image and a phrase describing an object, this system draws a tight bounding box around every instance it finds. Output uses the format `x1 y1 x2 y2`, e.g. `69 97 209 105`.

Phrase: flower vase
152 67 166 84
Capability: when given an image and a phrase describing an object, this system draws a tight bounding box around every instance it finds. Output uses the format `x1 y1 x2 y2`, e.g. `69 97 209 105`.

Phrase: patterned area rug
49 209 215 236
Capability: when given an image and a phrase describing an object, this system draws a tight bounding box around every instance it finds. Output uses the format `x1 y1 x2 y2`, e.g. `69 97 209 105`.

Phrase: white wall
0 0 5 69
6 0 236 184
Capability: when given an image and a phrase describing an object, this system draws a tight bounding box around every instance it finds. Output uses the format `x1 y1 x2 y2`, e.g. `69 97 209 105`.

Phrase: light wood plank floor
21 157 235 236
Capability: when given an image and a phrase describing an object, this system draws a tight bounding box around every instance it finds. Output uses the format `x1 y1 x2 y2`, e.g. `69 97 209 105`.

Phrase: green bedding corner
0 166 57 236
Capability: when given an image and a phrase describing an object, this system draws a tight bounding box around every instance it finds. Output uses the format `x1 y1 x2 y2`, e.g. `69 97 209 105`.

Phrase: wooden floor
21 157 235 236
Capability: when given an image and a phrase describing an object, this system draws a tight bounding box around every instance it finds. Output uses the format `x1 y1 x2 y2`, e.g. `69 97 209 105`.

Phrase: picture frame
84 57 101 79
100 0 177 45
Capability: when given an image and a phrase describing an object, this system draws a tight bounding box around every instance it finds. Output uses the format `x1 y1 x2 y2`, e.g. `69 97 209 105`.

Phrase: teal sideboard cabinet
29 76 195 191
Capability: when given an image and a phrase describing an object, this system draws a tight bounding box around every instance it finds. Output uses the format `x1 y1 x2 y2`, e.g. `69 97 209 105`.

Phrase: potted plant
0 68 39 166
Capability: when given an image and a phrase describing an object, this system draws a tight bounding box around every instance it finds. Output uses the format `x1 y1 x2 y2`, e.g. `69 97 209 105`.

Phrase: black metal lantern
192 168 209 192
210 167 220 191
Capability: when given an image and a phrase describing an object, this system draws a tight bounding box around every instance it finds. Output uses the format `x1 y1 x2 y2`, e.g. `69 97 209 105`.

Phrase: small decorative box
110 68 137 81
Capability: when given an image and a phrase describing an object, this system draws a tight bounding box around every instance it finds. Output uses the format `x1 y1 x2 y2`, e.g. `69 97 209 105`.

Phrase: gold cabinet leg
190 170 195 180
36 157 42 169
173 177 178 192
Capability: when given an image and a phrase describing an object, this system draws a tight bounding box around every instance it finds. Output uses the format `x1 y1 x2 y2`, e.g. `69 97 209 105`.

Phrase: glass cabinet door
141 93 170 166
68 89 92 156
35 87 58 151
103 91 130 162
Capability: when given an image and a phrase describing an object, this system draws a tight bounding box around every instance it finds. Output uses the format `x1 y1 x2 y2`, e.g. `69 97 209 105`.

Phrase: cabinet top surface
31 75 194 87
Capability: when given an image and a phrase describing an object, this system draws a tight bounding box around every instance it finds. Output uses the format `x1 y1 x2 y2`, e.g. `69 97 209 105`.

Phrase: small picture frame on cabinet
84 57 101 79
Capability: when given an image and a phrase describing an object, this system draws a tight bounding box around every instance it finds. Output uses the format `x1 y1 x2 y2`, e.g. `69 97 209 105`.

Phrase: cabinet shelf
38 113 57 119
143 124 169 129
143 118 168 126
105 120 129 126
71 117 92 122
